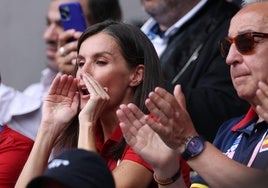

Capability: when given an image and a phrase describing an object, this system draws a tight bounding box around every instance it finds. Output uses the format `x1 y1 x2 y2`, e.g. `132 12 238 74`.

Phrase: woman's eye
96 60 107 65
77 61 85 67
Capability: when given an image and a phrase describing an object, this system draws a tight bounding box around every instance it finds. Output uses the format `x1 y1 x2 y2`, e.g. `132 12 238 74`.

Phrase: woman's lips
81 87 89 95
79 87 90 99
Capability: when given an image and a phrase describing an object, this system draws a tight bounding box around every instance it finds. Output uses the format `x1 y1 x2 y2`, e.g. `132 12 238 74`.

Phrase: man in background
140 0 249 142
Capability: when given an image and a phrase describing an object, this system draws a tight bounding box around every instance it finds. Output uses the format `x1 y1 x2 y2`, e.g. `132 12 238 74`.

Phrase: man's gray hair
242 0 268 6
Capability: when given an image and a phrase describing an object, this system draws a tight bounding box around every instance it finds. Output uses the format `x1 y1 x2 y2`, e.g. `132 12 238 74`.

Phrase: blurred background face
43 0 88 72
140 0 180 16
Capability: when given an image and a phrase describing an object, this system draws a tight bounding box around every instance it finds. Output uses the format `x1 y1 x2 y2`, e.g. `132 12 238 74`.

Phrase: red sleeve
122 145 190 187
180 157 191 187
122 145 153 171
0 125 34 187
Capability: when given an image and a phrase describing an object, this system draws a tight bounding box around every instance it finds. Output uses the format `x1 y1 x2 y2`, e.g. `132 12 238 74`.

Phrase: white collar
141 0 208 38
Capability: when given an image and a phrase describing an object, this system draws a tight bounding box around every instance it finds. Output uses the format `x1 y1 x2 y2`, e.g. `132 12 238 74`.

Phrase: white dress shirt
0 68 58 140
141 0 208 57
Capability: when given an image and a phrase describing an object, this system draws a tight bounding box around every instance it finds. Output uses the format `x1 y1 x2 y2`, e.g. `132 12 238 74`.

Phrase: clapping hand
144 85 198 152
256 80 268 122
117 103 177 170
41 74 79 134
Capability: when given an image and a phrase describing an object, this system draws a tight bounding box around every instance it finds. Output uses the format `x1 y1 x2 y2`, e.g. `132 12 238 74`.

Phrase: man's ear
129 64 144 87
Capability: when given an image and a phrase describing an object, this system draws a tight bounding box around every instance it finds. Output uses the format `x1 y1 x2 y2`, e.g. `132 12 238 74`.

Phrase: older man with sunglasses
116 1 268 188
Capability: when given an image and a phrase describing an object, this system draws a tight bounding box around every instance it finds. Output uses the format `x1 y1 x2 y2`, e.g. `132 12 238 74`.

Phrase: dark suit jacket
160 0 249 142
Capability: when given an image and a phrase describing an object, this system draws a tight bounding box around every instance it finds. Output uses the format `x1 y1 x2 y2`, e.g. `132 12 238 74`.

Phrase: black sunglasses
219 32 268 58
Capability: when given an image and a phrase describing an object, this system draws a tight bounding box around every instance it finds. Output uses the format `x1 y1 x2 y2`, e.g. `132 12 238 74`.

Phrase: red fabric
95 125 145 170
231 107 256 131
95 124 190 187
180 157 191 187
0 125 34 188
